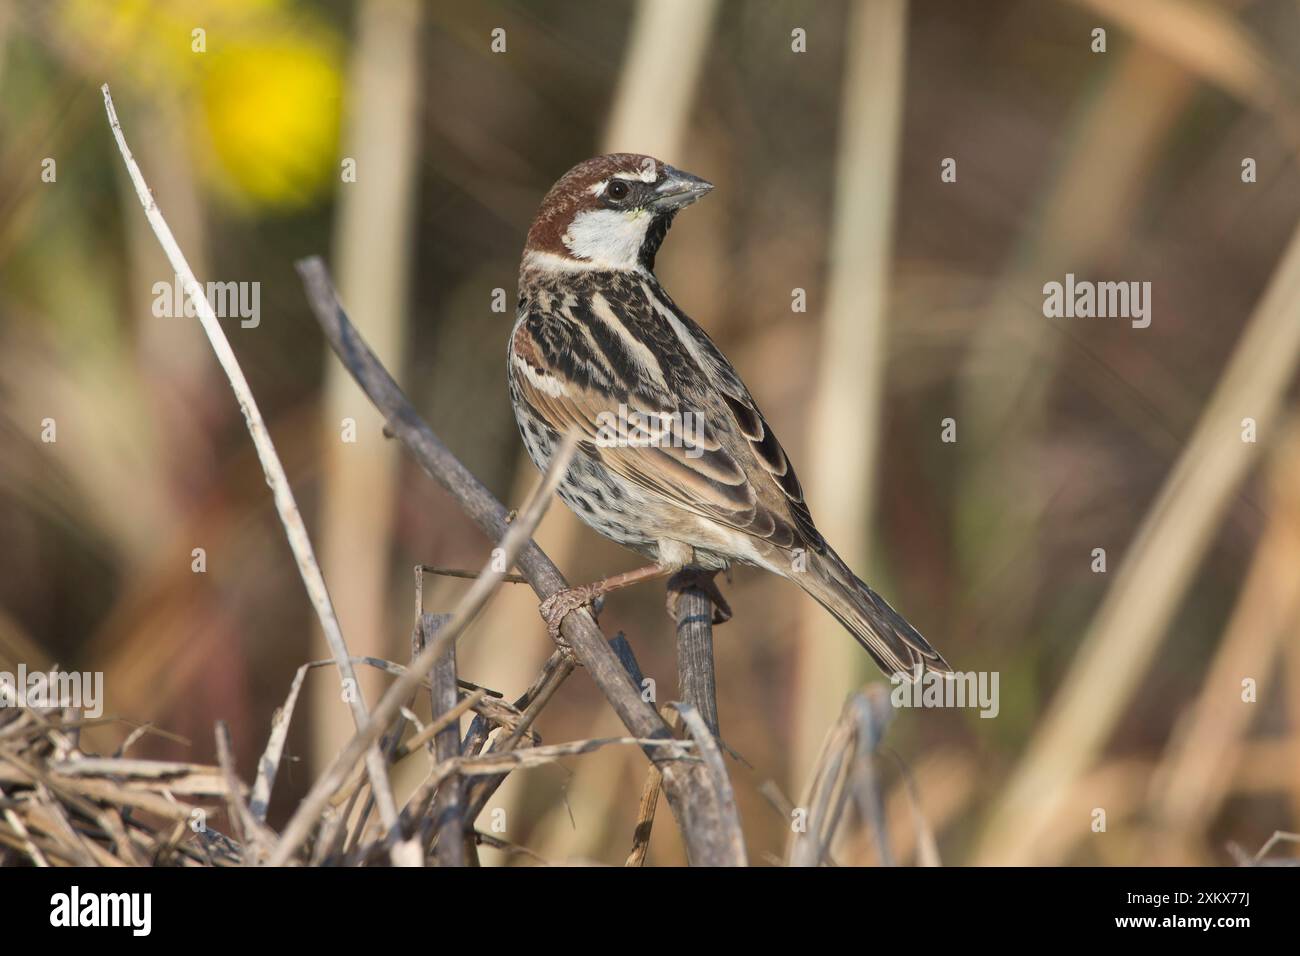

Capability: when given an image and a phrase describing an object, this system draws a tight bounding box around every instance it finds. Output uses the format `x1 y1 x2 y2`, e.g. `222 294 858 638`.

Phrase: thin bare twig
100 85 401 844
397 689 486 760
419 565 529 585
1250 830 1300 865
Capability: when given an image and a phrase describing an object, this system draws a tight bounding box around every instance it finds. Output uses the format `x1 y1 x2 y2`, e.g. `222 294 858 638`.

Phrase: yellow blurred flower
198 33 342 210
60 0 343 211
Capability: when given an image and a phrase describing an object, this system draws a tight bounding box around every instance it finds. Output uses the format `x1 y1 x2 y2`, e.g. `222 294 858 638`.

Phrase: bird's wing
511 283 823 555
649 296 826 552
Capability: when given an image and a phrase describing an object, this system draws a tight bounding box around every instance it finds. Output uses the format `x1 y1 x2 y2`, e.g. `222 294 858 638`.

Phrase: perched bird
508 153 950 678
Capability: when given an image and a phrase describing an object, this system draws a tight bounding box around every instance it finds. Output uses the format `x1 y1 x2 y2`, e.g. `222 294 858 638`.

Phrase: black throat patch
638 210 678 272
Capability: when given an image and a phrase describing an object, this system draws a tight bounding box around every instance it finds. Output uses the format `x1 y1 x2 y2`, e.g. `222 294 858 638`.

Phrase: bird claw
538 586 601 646
665 570 732 625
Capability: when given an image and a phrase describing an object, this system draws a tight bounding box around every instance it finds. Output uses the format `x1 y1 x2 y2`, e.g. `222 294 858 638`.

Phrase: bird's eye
606 180 630 201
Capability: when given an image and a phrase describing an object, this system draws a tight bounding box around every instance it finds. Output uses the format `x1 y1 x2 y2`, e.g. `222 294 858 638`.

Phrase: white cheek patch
562 207 650 269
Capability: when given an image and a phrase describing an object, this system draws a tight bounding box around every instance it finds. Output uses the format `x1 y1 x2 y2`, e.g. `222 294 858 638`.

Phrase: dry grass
0 680 689 866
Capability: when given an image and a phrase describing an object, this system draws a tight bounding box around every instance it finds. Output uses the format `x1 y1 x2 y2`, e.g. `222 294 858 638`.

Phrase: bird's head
523 153 712 273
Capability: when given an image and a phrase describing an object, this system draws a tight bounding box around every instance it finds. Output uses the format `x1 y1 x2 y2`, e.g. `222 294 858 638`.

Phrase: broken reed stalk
99 84 402 843
415 559 538 856
625 766 663 867
418 612 466 867
788 686 895 867
605 632 662 866
296 256 747 865
411 568 466 865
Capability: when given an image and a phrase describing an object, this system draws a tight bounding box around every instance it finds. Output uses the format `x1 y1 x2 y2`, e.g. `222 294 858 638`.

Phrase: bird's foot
538 585 602 646
666 569 732 625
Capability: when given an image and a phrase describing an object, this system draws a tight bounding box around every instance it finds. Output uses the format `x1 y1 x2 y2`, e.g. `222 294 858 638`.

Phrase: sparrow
507 153 951 678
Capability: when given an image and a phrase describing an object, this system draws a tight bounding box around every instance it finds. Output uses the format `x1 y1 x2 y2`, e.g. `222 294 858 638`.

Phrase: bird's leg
665 569 733 625
538 563 673 643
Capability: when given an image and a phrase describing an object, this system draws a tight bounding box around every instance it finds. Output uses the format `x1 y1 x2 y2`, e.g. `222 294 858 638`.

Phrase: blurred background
3 0 1300 866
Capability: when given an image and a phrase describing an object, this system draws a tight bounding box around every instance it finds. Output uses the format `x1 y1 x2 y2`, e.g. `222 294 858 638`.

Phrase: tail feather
797 549 951 679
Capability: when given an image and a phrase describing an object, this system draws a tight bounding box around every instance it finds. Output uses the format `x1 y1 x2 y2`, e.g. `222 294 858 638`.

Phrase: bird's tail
794 548 952 680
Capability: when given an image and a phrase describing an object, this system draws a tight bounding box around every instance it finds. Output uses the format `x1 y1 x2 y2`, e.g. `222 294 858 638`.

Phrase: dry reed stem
603 0 719 159
313 0 423 777
794 0 909 790
955 48 1191 638
1072 0 1300 147
99 85 402 845
788 686 894 867
1149 423 1300 839
978 221 1300 864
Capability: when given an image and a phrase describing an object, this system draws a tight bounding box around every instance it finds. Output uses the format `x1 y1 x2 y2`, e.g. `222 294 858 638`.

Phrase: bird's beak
650 166 713 211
